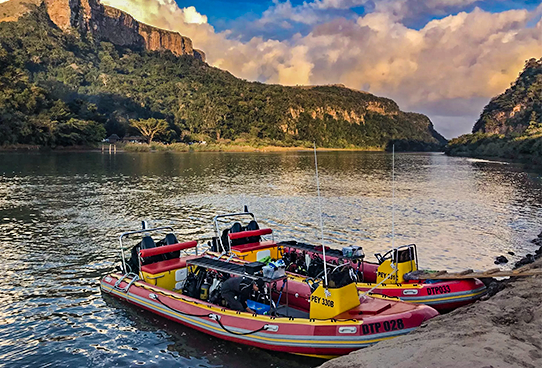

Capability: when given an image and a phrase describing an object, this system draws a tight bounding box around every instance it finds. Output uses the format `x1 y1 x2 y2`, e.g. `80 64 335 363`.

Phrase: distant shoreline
0 143 388 153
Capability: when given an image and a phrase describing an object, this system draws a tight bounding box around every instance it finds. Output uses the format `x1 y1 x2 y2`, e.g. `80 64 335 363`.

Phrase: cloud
102 0 207 27
100 0 542 138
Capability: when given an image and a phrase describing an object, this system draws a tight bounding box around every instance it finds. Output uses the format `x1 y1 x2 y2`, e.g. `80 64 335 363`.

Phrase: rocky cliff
0 0 205 60
445 58 542 160
472 58 541 135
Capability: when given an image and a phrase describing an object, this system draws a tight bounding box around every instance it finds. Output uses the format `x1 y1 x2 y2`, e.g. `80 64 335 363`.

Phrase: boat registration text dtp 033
426 285 451 295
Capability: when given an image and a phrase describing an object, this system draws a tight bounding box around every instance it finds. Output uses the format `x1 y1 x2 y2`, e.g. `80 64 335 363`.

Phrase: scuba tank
209 278 220 294
200 280 210 301
200 283 210 301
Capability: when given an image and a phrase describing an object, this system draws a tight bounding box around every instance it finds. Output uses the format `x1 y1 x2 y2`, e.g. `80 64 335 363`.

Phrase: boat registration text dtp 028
361 319 405 334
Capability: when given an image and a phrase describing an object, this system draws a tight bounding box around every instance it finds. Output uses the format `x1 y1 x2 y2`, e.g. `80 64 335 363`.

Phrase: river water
1 151 541 368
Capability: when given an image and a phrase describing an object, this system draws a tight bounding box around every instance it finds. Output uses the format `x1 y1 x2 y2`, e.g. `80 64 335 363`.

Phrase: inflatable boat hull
101 273 437 358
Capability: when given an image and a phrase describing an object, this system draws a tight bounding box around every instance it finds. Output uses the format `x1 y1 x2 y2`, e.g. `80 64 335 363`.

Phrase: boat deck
273 305 309 319
187 256 287 283
278 240 364 261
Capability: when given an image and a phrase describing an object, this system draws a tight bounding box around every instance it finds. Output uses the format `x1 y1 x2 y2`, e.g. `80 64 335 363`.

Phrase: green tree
130 118 170 143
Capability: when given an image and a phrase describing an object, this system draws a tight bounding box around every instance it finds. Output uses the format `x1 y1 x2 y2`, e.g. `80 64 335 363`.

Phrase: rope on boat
214 317 269 336
152 294 270 336
151 293 211 318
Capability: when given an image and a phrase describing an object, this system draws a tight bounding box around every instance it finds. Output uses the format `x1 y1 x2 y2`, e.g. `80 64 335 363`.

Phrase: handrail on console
228 228 272 240
139 241 198 258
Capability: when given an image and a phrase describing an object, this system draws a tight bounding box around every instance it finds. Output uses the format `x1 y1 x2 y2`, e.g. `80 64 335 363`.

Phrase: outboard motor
126 235 156 273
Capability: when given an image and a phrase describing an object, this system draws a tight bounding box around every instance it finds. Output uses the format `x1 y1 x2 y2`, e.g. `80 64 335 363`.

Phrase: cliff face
0 0 205 60
473 58 541 135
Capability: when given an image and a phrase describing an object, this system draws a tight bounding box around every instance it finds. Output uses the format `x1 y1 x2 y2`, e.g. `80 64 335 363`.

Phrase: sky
99 0 542 139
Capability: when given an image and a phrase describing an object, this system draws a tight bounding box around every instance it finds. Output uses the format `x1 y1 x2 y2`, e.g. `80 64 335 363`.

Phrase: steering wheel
374 249 394 264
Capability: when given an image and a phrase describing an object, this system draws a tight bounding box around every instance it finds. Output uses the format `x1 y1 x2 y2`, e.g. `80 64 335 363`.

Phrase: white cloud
102 0 207 27
100 0 542 137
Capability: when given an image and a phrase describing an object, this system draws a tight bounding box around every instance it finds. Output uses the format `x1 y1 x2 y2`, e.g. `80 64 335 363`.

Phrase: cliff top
473 57 542 135
0 0 204 60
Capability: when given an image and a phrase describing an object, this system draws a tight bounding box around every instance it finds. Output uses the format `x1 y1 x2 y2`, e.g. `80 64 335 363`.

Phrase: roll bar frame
212 211 257 254
118 226 174 273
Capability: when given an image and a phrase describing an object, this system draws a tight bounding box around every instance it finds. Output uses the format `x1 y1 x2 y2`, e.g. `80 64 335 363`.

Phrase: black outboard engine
125 235 162 273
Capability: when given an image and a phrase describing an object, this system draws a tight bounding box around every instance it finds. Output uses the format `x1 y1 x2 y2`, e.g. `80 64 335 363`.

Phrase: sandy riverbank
321 258 542 368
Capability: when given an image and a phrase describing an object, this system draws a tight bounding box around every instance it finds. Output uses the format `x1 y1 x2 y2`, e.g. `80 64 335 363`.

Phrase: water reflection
0 151 541 367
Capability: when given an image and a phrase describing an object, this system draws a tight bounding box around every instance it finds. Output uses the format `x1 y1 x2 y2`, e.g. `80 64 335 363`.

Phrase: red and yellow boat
210 212 486 312
101 225 438 358
278 242 486 312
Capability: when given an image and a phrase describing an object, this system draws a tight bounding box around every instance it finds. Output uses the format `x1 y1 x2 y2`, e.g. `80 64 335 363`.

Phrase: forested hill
446 58 542 159
473 58 542 135
0 4 447 149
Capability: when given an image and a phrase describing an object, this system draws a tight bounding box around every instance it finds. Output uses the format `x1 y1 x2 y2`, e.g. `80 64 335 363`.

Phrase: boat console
278 240 365 261
187 256 287 284
211 211 280 262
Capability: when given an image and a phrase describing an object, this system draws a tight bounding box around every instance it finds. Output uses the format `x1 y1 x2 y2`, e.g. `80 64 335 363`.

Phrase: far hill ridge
0 2 446 150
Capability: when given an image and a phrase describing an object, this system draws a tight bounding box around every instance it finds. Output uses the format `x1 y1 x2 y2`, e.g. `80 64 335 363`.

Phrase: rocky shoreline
321 236 542 368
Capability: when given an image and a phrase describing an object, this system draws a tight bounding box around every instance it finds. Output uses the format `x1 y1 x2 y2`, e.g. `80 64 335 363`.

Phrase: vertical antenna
314 142 329 288
392 144 395 249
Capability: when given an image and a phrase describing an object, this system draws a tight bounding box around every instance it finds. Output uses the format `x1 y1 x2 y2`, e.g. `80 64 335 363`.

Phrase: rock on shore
321 259 542 368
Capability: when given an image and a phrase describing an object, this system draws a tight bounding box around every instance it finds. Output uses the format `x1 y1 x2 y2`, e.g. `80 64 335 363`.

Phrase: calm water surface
1 151 542 367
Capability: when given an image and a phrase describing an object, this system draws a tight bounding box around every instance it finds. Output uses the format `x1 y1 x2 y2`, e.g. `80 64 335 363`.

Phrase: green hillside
0 6 446 149
446 58 542 160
